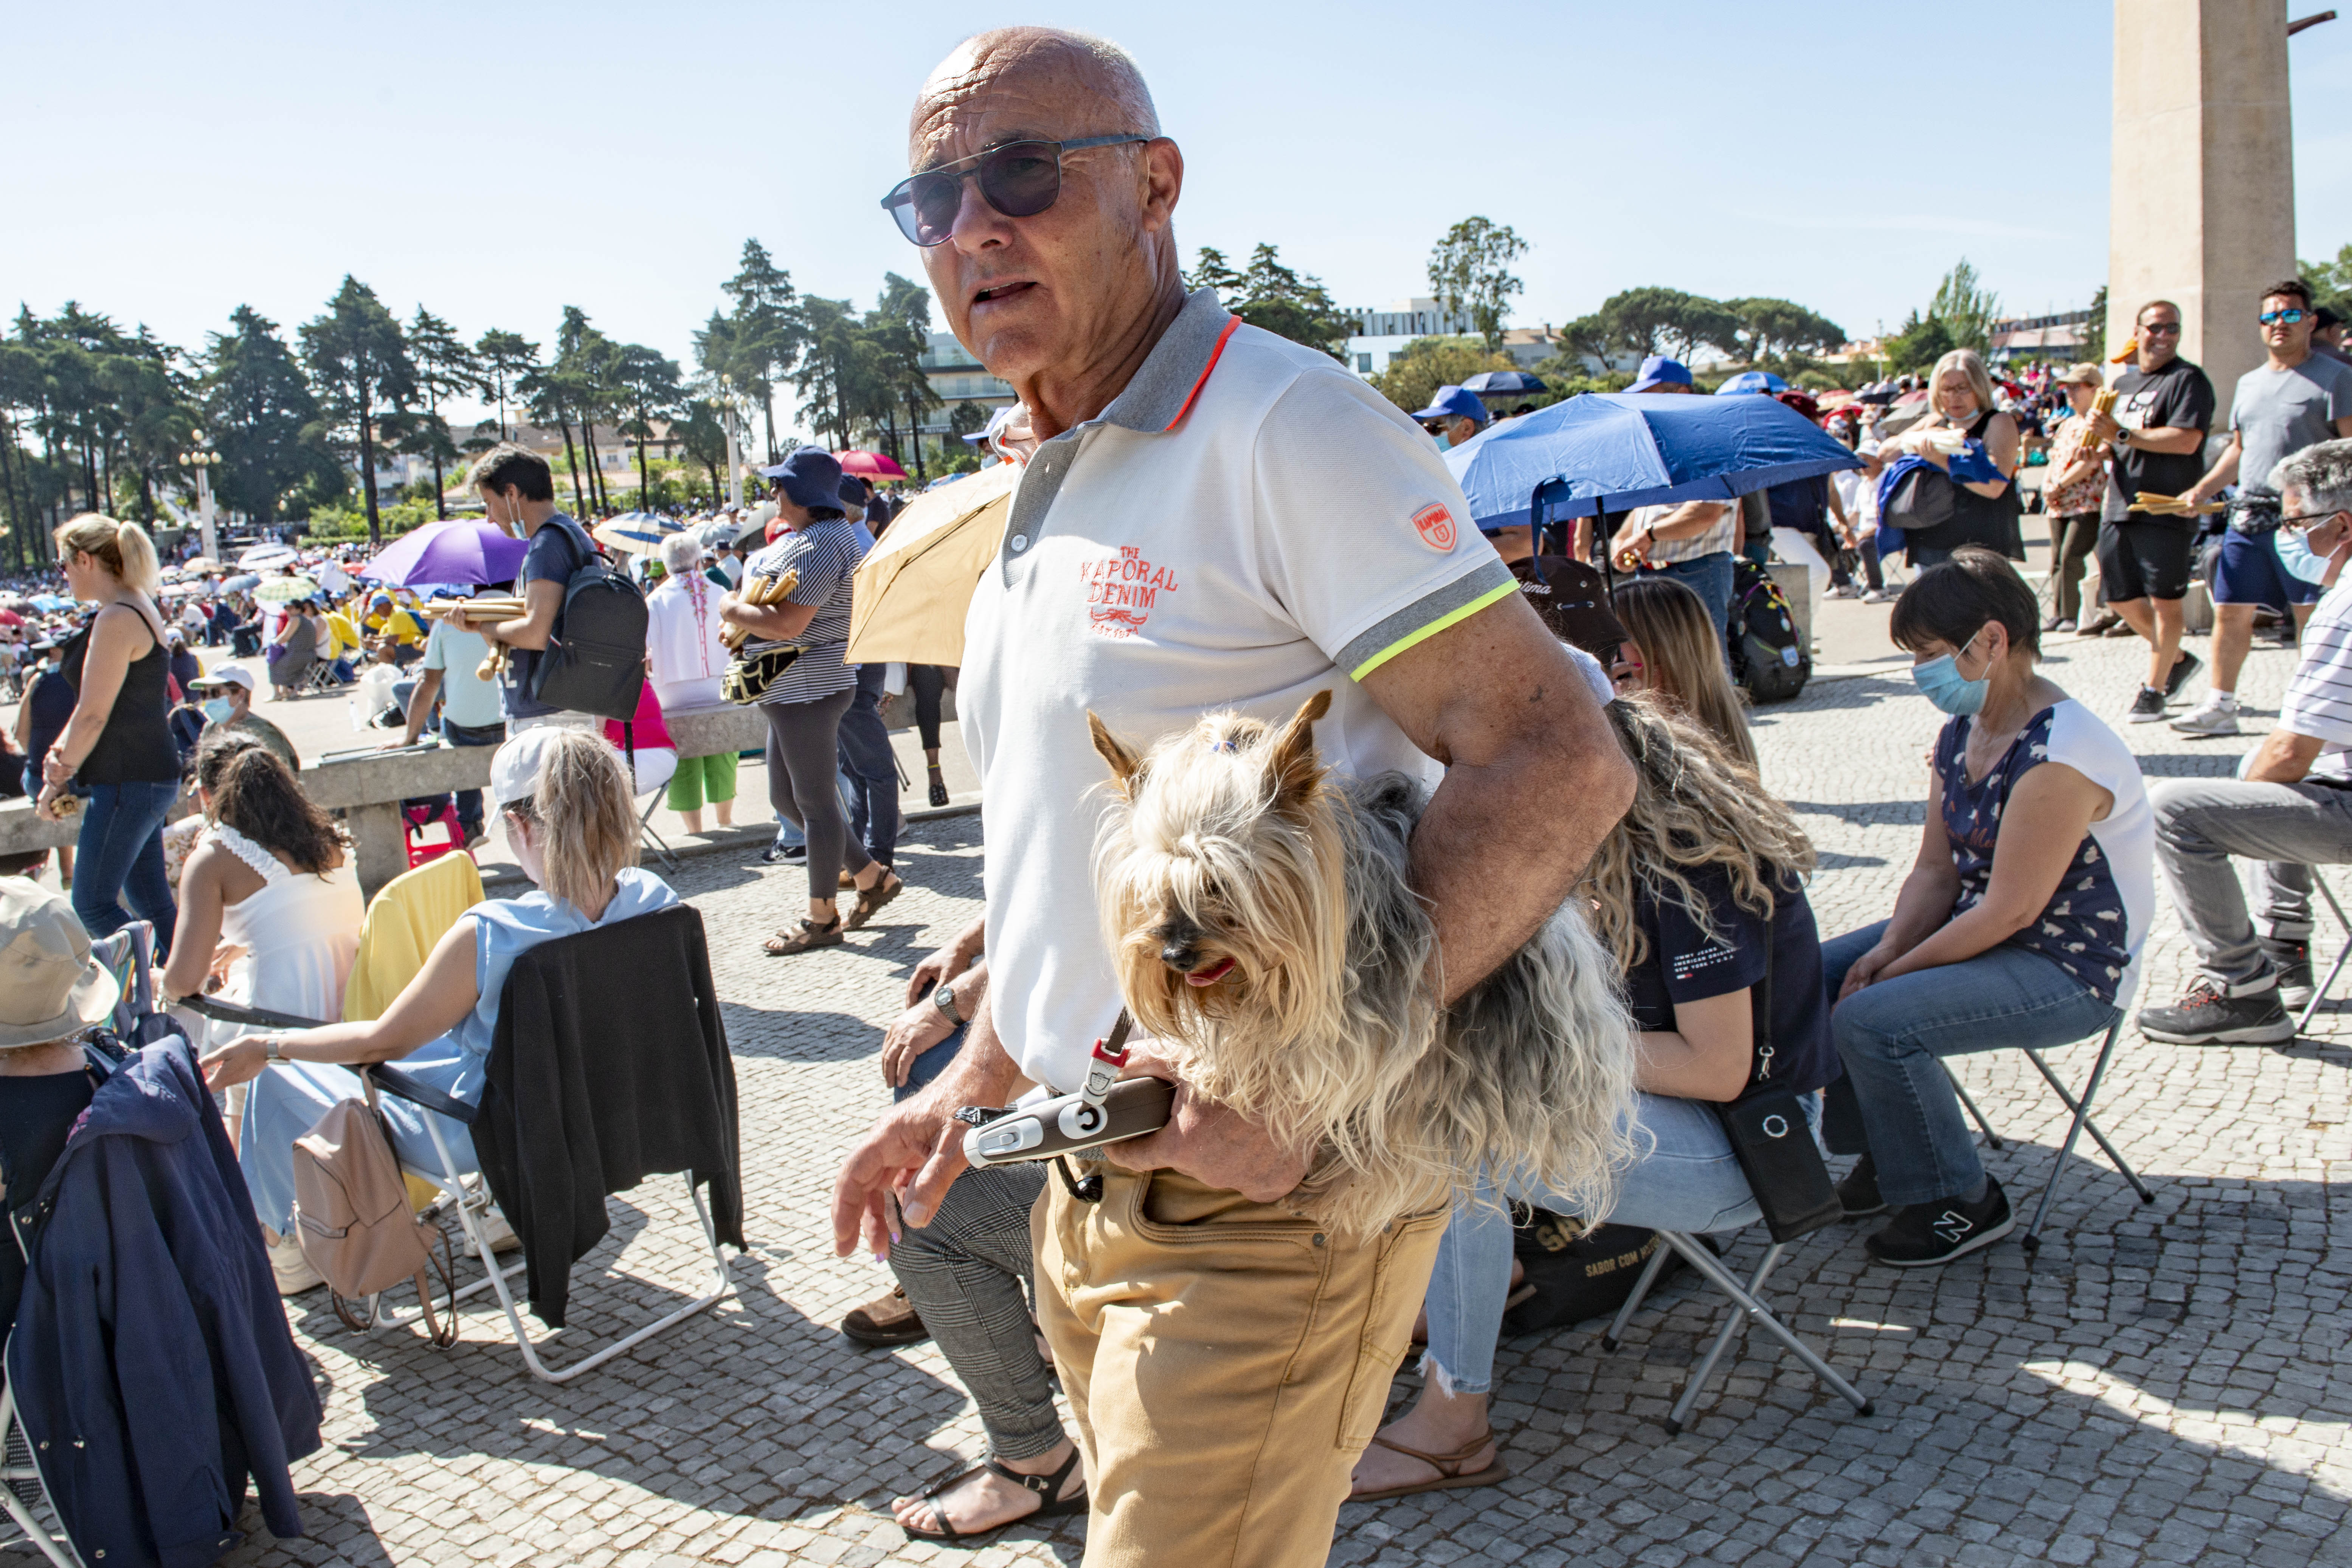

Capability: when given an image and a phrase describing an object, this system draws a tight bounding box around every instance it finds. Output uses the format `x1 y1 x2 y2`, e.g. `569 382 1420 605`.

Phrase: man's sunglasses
880 134 1151 246
2138 321 2183 335
2260 308 2310 326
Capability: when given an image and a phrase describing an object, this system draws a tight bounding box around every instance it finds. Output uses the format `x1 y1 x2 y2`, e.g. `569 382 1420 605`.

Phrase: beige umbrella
844 464 1019 667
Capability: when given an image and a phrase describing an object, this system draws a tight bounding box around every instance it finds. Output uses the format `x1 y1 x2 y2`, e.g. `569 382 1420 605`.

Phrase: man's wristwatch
264 1036 284 1062
932 981 964 1028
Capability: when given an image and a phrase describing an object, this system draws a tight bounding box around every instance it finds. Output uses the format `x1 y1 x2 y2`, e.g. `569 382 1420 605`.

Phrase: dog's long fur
1090 692 1638 1236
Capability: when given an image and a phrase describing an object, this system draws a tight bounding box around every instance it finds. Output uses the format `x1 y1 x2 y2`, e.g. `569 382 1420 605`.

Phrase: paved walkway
40 621 2352 1568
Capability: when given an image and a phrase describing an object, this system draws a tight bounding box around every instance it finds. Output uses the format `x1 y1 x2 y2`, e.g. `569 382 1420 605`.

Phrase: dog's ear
1269 689 1333 811
1089 710 1143 794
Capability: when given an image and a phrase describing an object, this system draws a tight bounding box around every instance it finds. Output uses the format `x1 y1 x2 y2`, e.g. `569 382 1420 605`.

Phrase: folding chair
0 1379 80 1568
1939 1012 2155 1254
1597 1130 1875 1435
2295 875 2352 1033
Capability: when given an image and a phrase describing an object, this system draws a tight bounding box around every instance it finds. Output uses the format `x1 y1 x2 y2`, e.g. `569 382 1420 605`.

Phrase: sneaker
2126 687 2169 723
758 840 807 866
2163 649 2204 700
462 1204 523 1258
1824 583 1860 600
264 1227 324 1295
1837 1154 1887 1219
1862 587 1898 603
2051 617 2077 633
842 1283 931 1348
2080 610 2123 636
2137 976 2297 1044
1865 1177 2015 1269
2262 938 2315 1010
2169 694 2240 735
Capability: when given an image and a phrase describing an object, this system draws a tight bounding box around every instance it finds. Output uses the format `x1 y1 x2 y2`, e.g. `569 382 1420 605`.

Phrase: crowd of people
3 22 2349 1568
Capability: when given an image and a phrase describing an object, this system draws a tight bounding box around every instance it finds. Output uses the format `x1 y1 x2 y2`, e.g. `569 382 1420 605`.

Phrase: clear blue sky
6 0 2346 434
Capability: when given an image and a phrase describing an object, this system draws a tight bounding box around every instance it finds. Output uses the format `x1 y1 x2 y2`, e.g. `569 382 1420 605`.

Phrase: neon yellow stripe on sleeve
1347 581 1517 682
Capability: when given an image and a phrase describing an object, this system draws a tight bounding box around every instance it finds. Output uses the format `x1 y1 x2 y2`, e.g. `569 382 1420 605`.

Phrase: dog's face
1089 690 1345 1041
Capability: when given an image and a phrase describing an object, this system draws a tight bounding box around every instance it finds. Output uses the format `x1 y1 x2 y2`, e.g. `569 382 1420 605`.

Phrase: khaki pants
1035 1164 1446 1568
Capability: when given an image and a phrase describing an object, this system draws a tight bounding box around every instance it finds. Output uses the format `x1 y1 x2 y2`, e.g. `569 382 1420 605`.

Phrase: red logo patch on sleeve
1412 503 1457 552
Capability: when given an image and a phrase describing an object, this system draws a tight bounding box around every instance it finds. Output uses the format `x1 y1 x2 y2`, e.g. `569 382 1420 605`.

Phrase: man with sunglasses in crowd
830 25 1630 1559
2139 440 2352 1046
2172 280 2352 737
2088 299 2216 724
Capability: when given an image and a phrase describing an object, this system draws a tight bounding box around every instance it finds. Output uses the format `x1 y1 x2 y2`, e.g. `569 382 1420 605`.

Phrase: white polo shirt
961 289 1518 1092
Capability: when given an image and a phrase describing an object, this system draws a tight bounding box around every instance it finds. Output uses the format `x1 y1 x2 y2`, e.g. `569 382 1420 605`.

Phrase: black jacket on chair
472 904 745 1326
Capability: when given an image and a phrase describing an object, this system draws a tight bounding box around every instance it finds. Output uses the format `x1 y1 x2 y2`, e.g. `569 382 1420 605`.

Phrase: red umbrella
0 610 22 628
834 450 909 479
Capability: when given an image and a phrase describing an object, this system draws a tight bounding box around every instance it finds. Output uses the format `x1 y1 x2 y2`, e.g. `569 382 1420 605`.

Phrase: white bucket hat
0 878 119 1048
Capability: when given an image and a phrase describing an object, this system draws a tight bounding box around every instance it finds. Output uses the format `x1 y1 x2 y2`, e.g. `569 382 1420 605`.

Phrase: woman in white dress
644 530 738 833
158 732 364 1157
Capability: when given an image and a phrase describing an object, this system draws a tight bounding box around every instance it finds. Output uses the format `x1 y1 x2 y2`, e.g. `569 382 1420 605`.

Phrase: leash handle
1081 1010 1134 1107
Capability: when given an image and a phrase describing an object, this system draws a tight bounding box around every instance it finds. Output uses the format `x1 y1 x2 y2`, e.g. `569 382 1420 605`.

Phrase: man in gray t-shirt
2172 282 2352 736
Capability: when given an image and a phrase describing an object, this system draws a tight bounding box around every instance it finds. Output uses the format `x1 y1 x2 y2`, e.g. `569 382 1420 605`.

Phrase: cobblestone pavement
33 622 2352 1568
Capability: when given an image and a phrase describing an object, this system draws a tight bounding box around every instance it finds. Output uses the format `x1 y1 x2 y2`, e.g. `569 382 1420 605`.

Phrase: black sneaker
1837 1154 1886 1219
2262 938 2315 1010
2163 648 2203 700
2137 977 2296 1045
758 840 808 866
2126 687 2168 723
1865 1177 2014 1269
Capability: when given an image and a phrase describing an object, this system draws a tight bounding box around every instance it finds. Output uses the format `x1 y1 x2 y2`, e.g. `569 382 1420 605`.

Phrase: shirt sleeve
2330 361 2352 426
525 524 580 586
1649 864 1767 1006
2280 598 2352 747
422 620 449 672
1249 368 1516 681
2157 367 2215 434
777 529 852 608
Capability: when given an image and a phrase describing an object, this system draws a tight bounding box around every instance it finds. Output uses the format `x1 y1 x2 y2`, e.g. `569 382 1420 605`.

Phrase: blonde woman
1351 694 1834 1500
200 726 679 1290
1878 347 2025 569
1609 573 1760 772
38 515 179 943
645 530 737 833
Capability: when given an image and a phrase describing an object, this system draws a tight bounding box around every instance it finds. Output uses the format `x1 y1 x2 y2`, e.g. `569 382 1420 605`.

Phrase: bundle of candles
420 597 525 681
721 568 798 651
2080 388 2119 458
2126 491 2225 518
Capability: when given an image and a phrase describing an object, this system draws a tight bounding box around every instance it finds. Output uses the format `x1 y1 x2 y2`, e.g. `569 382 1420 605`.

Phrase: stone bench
0 683 958 902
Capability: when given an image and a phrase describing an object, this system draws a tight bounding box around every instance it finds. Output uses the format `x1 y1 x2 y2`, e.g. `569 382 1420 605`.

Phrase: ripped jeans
1420 1090 1820 1396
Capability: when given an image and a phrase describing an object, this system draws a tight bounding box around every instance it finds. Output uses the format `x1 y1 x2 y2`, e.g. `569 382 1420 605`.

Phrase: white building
1340 298 1477 377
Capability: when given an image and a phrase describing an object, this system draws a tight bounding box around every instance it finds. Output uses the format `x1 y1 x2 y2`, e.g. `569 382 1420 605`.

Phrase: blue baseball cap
1410 385 1489 426
1627 356 1693 393
757 446 849 513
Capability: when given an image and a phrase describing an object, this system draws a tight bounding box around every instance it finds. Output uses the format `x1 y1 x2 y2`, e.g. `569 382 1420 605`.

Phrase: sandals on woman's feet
763 916 842 956
1348 1433 1507 1503
928 768 950 809
899 1447 1087 1542
844 870 903 931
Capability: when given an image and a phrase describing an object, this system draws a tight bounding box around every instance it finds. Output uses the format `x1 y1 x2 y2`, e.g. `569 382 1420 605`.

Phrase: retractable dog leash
958 1010 1170 1202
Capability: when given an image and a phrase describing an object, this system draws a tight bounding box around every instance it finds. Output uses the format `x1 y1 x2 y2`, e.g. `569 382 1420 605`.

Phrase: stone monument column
2108 0 2296 397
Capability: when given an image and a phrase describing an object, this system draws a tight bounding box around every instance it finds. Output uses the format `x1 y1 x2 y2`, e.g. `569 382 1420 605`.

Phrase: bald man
833 28 1634 1562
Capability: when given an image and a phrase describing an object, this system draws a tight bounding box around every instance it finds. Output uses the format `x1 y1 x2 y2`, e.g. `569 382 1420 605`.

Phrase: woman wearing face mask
1820 547 2153 1268
199 727 680 1293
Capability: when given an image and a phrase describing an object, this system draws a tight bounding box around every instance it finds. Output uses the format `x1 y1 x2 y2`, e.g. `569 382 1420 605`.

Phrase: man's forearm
1650 502 1727 543
2190 440 2241 501
1408 711 1634 1003
906 988 1022 1118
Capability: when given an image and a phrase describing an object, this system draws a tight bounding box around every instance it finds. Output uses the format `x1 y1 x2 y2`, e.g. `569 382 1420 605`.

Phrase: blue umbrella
218 574 261 592
1715 370 1788 396
29 594 74 613
1444 392 1862 535
1460 370 1550 396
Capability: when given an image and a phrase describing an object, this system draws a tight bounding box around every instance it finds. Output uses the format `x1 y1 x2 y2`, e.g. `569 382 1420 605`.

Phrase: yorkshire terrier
1089 690 1637 1235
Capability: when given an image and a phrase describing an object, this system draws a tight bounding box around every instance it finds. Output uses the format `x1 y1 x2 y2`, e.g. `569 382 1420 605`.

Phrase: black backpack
529 522 649 722
1726 555 1809 704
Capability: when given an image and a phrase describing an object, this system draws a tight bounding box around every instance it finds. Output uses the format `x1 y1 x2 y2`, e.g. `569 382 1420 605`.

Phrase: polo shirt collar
1096 287 1240 435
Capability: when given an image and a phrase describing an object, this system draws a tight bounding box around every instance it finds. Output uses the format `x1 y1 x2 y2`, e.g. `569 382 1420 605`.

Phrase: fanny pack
722 645 802 706
1708 933 1842 1244
2227 491 2283 535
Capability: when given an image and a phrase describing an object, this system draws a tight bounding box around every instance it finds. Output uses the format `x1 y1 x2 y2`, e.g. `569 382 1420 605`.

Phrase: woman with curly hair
1350 693 1836 1501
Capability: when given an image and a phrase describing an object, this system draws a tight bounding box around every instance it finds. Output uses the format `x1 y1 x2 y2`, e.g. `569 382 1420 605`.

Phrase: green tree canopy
474 328 539 445
1367 337 1515 417
1885 310 1958 373
203 306 338 526
721 240 801 462
1722 297 1846 365
2301 244 2352 315
299 276 416 542
1929 258 2001 354
1427 217 1528 351
1187 244 1355 359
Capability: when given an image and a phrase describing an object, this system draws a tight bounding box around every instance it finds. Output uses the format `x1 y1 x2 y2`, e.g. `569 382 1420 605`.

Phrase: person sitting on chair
2137 440 2352 1044
1350 693 1835 1502
1823 547 2153 1268
199 726 679 1290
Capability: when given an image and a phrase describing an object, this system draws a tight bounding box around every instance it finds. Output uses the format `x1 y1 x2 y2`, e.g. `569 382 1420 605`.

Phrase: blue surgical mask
2277 524 2339 586
1432 432 1452 452
201 697 236 724
1911 630 1992 716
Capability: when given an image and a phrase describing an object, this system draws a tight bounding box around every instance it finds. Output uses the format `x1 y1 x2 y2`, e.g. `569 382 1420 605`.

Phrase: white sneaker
1824 583 1861 600
462 1205 523 1257
263 1227 324 1295
2170 696 2241 736
1862 587 1898 603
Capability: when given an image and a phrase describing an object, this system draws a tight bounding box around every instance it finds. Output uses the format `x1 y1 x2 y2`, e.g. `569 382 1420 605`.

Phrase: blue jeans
73 779 178 951
771 772 857 850
838 664 900 869
440 715 501 837
893 1024 965 1104
1658 552 1735 646
1421 1092 1817 1395
1821 921 2119 1208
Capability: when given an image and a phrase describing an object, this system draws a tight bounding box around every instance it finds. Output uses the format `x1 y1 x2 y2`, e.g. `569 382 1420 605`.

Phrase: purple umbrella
357 520 527 587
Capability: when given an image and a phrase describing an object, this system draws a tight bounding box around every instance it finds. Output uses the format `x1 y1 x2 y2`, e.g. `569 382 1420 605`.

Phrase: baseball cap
758 446 849 514
189 663 256 694
1410 385 1489 426
2057 362 2102 386
1627 356 1694 393
488 726 568 814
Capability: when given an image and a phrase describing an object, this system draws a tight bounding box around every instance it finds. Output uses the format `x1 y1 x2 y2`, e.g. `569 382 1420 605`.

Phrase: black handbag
1709 930 1842 1244
721 645 801 706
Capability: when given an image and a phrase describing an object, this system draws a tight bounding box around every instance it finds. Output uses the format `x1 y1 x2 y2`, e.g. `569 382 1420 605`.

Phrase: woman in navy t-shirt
1351 694 1834 1500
